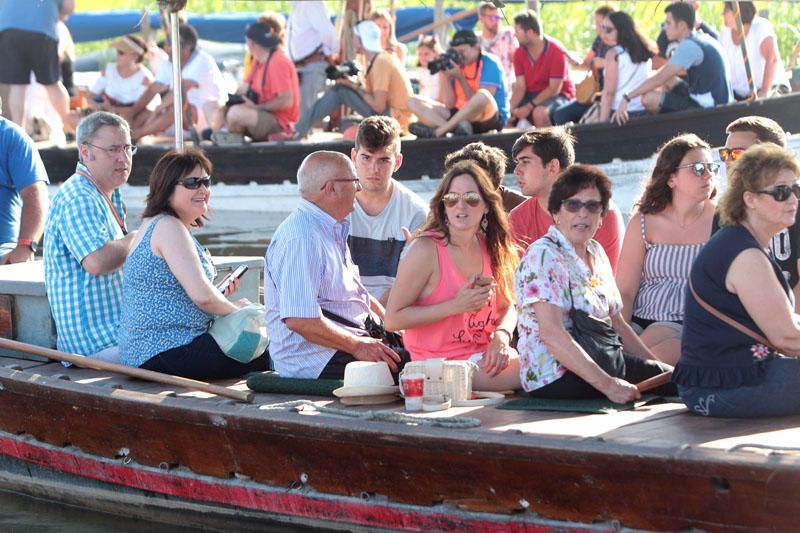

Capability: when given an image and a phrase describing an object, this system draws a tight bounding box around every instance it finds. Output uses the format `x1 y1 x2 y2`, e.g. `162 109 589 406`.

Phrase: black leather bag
568 307 626 378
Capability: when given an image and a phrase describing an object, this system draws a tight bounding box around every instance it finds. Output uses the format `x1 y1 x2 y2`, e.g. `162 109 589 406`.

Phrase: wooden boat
39 92 800 185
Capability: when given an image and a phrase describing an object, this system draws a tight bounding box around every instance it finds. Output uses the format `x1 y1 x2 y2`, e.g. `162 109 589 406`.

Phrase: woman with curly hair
385 161 520 391
616 133 718 365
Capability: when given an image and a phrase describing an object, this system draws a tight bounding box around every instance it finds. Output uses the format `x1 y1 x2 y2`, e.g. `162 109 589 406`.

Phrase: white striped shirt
264 199 370 378
44 164 126 355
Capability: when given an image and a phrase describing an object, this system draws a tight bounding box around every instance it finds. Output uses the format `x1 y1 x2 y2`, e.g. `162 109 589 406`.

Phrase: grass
73 1 799 67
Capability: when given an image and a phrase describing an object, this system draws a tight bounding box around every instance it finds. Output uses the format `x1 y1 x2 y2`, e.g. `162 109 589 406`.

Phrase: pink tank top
403 235 498 361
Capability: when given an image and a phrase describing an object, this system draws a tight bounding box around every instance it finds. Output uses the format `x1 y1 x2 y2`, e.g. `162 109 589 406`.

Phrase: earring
480 213 489 232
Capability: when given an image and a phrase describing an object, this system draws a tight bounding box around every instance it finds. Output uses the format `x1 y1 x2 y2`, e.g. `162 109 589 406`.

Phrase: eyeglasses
601 24 616 34
561 198 604 214
482 15 501 22
677 162 720 177
442 192 482 207
179 176 211 189
719 147 746 162
320 178 362 191
756 183 800 202
85 142 138 157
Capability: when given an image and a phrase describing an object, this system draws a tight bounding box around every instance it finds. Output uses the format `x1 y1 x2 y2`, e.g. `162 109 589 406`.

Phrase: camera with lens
427 48 462 75
326 60 360 81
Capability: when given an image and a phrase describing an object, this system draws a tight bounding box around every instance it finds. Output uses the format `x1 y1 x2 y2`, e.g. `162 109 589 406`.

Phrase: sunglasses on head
561 198 604 214
601 24 615 34
179 176 211 189
442 192 482 207
678 162 720 177
756 183 800 202
719 147 746 162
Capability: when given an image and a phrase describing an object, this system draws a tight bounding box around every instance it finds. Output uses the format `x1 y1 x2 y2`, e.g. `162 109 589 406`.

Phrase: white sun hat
333 361 399 398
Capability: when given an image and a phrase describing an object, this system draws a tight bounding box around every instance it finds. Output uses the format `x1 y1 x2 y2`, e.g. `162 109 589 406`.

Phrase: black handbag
321 309 411 362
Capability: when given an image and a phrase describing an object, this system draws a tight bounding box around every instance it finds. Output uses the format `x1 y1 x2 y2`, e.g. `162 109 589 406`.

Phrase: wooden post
527 0 540 13
732 0 757 100
434 0 446 48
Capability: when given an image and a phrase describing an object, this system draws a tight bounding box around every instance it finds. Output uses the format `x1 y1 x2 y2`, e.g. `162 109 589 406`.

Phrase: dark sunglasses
677 162 720 177
442 192 482 207
179 176 211 189
719 147 746 162
601 24 615 34
756 183 800 202
561 198 604 214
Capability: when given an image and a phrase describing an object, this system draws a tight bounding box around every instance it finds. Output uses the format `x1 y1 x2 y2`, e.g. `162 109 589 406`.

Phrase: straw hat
333 361 399 398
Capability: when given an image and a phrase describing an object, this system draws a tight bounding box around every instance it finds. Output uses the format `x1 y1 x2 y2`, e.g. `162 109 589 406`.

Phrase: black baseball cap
450 29 479 47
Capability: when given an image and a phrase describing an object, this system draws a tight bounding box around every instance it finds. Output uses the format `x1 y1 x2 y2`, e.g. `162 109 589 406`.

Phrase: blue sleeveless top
118 215 214 367
675 225 790 388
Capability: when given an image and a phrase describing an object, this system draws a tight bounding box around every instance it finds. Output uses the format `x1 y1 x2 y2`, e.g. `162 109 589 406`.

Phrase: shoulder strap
688 278 774 349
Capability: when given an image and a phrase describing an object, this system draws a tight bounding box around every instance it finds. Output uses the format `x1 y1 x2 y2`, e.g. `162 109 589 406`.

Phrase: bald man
264 151 404 379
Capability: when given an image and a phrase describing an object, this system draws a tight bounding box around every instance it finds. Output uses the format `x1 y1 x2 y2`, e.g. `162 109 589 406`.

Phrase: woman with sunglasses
117 149 269 379
598 11 657 125
676 143 800 417
515 165 673 402
384 161 521 391
616 134 717 365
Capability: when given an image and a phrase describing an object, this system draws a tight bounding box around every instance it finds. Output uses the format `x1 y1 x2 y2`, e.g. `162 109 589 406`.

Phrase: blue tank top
675 225 790 388
118 215 214 367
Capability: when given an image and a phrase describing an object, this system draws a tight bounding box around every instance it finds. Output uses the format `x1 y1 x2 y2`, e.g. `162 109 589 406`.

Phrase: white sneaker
516 118 533 130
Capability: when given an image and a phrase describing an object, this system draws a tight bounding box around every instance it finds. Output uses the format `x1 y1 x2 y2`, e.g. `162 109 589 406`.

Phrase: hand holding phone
217 265 248 294
471 275 494 288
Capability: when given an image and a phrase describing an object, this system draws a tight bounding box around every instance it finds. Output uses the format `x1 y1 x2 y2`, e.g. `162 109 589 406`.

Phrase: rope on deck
727 443 800 454
258 400 481 429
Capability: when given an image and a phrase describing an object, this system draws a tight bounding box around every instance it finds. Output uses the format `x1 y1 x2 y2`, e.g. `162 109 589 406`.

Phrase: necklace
670 203 705 229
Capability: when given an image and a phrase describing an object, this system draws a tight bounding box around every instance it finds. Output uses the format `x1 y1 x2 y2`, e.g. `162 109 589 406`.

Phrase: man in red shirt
509 10 575 128
508 127 623 271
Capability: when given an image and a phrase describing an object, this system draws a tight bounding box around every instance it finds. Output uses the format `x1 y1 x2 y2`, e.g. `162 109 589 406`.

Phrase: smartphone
472 275 494 288
217 265 248 293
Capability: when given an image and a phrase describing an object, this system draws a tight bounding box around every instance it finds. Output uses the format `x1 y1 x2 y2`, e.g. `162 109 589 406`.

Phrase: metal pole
733 0 757 100
169 11 185 152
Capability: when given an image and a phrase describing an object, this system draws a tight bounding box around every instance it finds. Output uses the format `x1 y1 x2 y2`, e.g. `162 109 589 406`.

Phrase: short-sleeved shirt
514 225 621 392
0 0 61 41
155 48 226 109
720 17 789 98
264 200 371 378
348 180 428 299
364 52 413 132
513 37 576 100
669 33 732 107
508 196 623 272
0 117 49 256
247 49 300 130
479 27 517 91
44 163 127 355
452 51 509 126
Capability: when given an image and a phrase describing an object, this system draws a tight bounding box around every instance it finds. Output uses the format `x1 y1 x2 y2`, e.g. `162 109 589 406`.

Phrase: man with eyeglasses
477 2 517 96
0 101 49 265
715 116 799 309
265 151 405 380
507 127 623 271
44 112 137 362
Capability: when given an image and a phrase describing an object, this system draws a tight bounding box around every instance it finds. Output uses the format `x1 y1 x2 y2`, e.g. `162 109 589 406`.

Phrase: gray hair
76 112 131 147
297 151 354 196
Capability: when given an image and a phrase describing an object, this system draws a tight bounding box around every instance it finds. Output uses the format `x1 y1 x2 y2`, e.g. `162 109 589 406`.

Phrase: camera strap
364 52 381 78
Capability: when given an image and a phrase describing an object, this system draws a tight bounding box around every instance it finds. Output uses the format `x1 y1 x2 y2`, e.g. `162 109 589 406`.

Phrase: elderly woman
616 134 717 365
118 149 268 379
676 144 800 417
515 165 674 402
385 161 521 391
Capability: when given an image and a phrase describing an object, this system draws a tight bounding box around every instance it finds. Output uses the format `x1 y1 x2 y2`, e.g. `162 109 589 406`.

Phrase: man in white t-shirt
132 24 226 139
348 116 428 306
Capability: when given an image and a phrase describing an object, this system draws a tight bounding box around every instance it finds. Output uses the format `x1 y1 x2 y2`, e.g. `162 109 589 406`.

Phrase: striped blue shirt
44 163 126 355
264 199 370 378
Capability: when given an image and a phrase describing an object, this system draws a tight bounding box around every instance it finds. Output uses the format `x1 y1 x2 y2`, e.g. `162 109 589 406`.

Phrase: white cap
354 20 383 53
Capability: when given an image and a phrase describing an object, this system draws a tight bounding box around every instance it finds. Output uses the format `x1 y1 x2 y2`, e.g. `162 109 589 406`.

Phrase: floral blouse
513 226 622 392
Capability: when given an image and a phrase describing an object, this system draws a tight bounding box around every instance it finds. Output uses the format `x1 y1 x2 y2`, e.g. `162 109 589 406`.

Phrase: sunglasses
718 147 746 162
561 198 604 214
483 15 501 21
677 162 720 177
601 24 615 34
756 183 800 202
179 176 211 189
442 192 482 207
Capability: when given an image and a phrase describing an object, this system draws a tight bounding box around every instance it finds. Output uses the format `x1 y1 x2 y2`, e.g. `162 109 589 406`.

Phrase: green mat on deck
497 394 661 414
246 371 343 397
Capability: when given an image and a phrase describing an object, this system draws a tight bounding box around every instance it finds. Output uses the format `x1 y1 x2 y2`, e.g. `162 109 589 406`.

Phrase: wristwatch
17 239 37 253
622 93 632 103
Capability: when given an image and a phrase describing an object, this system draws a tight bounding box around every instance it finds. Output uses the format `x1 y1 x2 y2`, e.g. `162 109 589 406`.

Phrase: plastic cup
400 373 425 412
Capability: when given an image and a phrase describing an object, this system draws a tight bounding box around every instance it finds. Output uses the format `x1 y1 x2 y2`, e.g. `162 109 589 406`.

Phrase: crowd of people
1 1 794 144
1 1 800 420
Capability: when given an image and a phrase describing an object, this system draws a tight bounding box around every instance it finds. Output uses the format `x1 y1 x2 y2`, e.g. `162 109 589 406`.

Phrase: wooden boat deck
1 354 798 531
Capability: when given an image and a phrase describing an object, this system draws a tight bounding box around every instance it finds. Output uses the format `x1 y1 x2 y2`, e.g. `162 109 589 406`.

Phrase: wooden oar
635 371 673 394
0 338 253 403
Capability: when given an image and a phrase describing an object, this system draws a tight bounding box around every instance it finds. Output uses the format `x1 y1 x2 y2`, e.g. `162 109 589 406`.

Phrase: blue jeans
678 357 800 418
551 100 591 125
293 84 378 138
